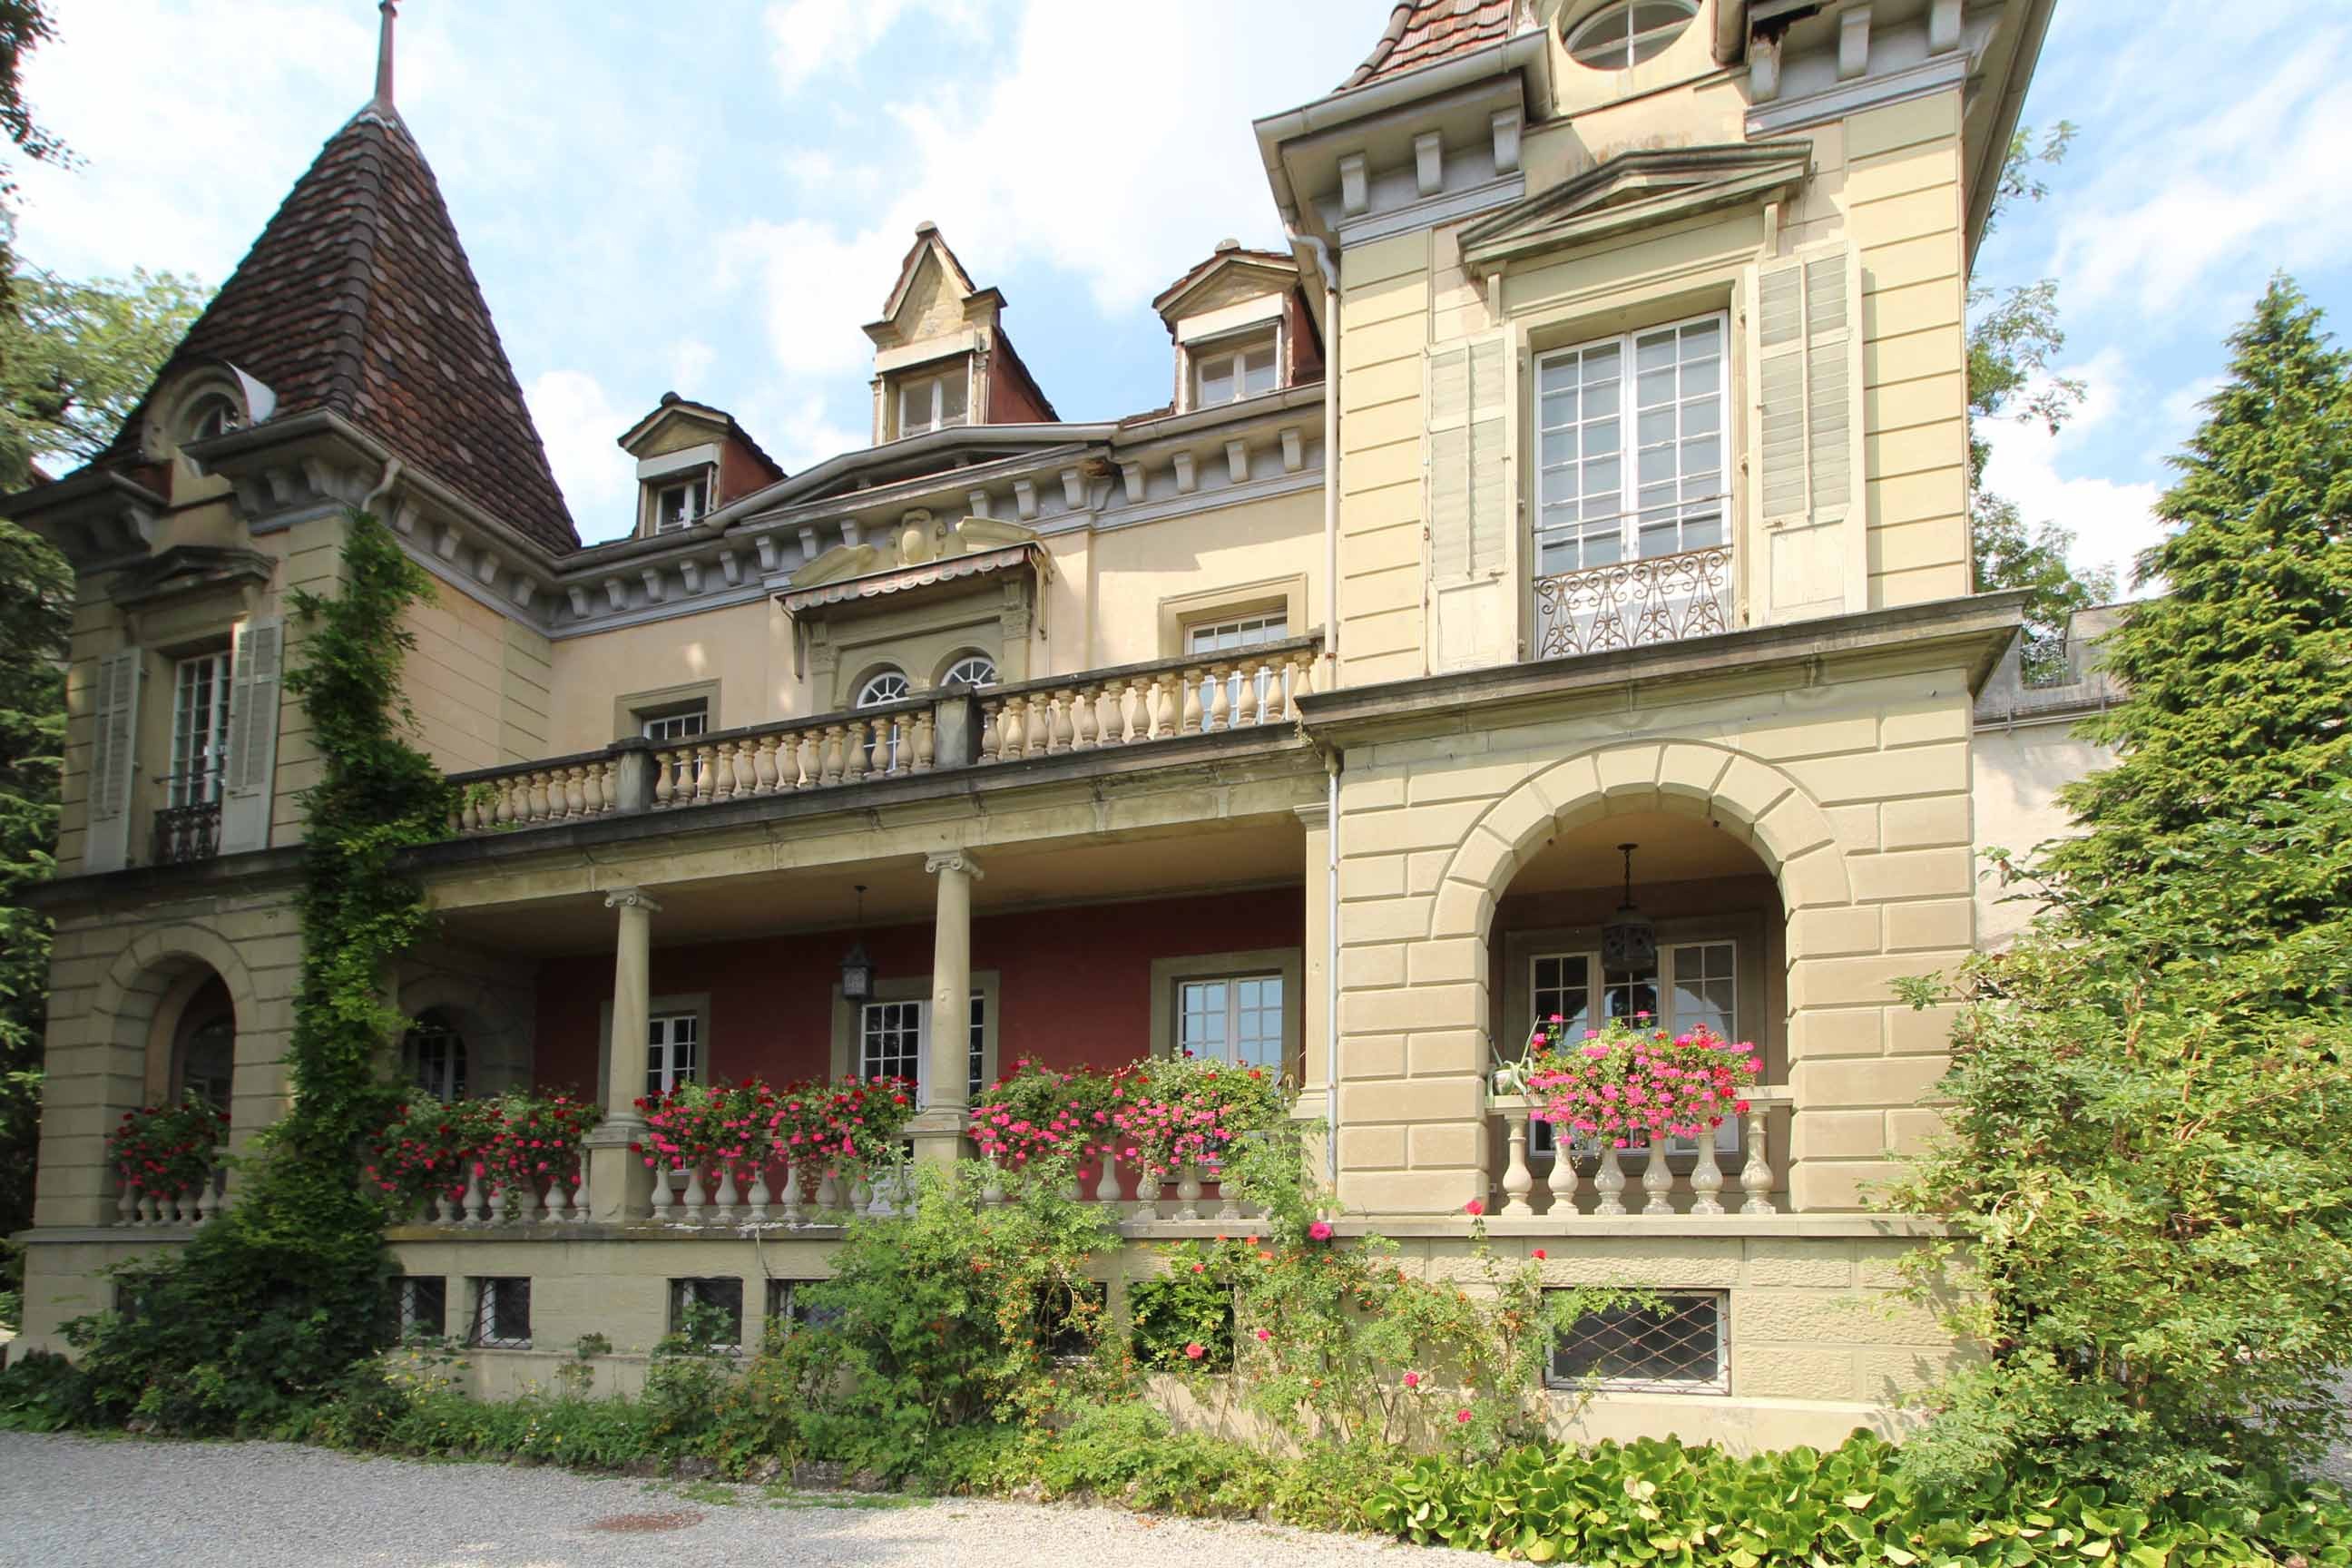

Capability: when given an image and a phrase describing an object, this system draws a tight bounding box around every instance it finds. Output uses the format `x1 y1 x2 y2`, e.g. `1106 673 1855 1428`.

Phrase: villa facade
7 0 2061 1450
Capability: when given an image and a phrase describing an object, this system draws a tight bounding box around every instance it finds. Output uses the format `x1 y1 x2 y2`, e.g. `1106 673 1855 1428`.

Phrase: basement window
1547 1289 1726 1393
667 1277 745 1349
469 1277 533 1349
392 1275 447 1339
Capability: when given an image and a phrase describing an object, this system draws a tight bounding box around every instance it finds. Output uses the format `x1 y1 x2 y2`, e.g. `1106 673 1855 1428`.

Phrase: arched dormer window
184 394 242 443
940 653 998 690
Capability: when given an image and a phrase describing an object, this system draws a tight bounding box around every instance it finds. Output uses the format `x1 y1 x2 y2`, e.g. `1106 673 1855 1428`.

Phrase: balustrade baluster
1051 691 1077 752
999 697 1025 759
653 750 677 807
820 724 846 786
712 1165 741 1223
513 1176 540 1226
747 1167 771 1223
1640 1144 1675 1215
563 767 586 818
1593 1145 1629 1216
779 1163 804 1225
649 1166 675 1220
691 746 715 804
116 1185 138 1227
1094 1153 1122 1207
1535 1140 1572 1216
544 1172 571 1223
978 701 1002 761
583 762 606 817
796 730 821 788
570 1164 588 1222
1207 665 1231 731
1501 1105 1535 1216
681 1163 709 1222
1739 1110 1777 1215
912 711 936 772
463 1168 488 1225
843 720 870 784
1689 1135 1727 1216
1180 673 1204 735
1071 687 1098 750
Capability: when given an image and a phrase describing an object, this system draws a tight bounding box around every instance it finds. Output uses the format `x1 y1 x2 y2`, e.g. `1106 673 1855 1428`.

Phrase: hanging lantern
839 885 875 1001
1600 843 1657 972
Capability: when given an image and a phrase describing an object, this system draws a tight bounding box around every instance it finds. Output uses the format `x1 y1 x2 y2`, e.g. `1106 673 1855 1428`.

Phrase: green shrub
1368 1430 2352 1566
0 1349 93 1431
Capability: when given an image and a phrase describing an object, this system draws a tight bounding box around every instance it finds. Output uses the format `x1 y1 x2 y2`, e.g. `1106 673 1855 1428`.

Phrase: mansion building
7 0 2073 1449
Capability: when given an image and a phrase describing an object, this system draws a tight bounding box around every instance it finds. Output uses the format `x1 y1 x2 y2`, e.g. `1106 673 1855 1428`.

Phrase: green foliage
1901 283 2352 1501
1967 122 2114 677
2051 278 2351 909
1127 1267 1235 1372
59 512 452 1431
1368 1430 2352 1566
0 267 210 480
706 1161 1123 1478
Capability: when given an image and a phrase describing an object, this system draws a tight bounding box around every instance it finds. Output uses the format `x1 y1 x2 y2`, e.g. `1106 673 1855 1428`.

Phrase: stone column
909 849 982 1168
583 886 660 1223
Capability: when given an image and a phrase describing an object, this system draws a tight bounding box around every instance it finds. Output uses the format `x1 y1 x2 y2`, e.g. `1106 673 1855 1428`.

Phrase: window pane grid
968 991 986 1102
470 1277 531 1349
169 652 231 806
1532 943 1741 1159
1192 333 1279 408
647 1013 699 1097
1536 314 1727 576
860 1000 923 1084
1179 975 1282 1071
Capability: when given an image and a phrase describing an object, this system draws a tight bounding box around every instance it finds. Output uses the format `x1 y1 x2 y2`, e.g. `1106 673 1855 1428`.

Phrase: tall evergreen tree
2046 276 2352 920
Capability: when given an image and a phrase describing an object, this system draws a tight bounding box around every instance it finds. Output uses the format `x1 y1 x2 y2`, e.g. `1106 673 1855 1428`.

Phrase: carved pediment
1459 142 1814 268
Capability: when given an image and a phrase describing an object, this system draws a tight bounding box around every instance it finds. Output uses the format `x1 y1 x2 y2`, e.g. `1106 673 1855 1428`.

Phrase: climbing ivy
63 509 452 1433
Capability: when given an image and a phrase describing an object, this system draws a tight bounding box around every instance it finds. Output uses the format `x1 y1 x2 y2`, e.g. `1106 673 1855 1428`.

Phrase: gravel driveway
0 1432 1478 1568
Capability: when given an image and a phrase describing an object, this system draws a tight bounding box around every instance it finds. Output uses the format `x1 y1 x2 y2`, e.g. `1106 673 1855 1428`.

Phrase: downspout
1295 229 1342 1193
362 456 405 516
1324 747 1340 1191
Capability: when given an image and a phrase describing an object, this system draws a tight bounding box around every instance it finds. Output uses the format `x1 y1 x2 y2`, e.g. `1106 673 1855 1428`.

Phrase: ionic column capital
923 850 985 880
603 886 662 913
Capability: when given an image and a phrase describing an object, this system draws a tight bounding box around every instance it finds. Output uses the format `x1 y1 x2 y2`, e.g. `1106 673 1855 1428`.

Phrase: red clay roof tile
1341 0 1531 91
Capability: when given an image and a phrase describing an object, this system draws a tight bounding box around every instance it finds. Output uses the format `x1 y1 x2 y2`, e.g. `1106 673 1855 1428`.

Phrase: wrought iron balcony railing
1532 544 1734 660
152 776 223 865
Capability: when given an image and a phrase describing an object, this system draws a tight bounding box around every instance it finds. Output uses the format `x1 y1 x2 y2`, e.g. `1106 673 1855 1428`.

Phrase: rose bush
108 1093 228 1203
1522 1014 1760 1147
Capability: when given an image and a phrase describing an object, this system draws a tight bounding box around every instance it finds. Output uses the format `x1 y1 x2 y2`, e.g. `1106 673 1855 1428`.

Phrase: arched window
170 977 235 1115
856 670 909 707
404 1010 468 1102
940 653 997 689
1564 0 1697 69
183 393 241 443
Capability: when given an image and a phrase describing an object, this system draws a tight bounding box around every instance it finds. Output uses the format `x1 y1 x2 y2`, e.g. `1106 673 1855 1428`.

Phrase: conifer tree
2045 276 2351 922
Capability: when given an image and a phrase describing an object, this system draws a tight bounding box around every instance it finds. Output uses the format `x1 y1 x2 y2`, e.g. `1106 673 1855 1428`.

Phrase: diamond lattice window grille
470 1277 532 1349
1547 1290 1726 1393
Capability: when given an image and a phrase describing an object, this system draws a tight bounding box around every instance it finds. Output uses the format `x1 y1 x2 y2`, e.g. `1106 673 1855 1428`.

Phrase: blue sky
15 1 2348 572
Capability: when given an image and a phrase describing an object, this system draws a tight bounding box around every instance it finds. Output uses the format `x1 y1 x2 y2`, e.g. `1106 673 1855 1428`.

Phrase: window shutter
1747 244 1866 619
1427 331 1516 671
84 648 142 872
219 618 284 854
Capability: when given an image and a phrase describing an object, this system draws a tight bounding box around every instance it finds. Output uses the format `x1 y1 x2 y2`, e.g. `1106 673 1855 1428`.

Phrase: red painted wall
534 886 1305 1095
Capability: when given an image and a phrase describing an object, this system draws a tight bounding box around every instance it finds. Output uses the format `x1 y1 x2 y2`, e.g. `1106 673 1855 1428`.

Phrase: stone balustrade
113 1158 230 1227
1490 1088 1792 1218
442 640 1323 841
405 1163 592 1228
975 636 1320 764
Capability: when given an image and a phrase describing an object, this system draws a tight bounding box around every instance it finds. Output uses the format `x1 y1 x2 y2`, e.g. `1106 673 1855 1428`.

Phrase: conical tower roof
104 94 579 553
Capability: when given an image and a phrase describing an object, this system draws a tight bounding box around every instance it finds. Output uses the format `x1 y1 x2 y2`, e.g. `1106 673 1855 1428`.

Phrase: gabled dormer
617 392 786 541
1152 240 1324 415
862 223 1057 446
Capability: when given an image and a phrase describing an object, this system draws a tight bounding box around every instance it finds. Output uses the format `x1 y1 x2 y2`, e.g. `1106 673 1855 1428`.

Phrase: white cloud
1979 359 2165 595
764 0 978 95
669 338 718 392
2050 18 2352 319
524 370 636 544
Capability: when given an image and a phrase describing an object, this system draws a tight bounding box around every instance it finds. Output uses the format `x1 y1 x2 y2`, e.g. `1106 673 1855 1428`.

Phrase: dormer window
1565 0 1697 70
897 367 969 437
1191 329 1279 409
183 394 241 443
653 475 707 533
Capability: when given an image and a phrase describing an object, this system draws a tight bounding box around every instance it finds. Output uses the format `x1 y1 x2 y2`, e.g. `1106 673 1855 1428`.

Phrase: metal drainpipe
1294 230 1342 1192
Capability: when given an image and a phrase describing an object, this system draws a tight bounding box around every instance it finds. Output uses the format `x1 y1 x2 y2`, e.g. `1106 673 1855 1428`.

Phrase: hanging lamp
838 884 875 1002
1600 843 1658 972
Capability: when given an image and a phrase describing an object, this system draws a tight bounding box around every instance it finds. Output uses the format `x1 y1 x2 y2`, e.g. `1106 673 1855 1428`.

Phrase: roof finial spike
373 0 398 110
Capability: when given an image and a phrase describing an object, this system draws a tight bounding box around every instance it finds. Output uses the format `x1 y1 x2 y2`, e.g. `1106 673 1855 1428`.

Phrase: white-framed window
856 669 908 770
652 475 707 533
647 1011 700 1096
941 653 998 689
403 1012 467 1103
967 991 987 1102
1185 611 1289 654
859 999 925 1085
1528 940 1740 1156
168 651 233 807
897 368 969 436
857 992 986 1102
1564 0 1698 70
641 701 709 743
1177 974 1284 1072
1191 329 1279 410
1534 313 1726 577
